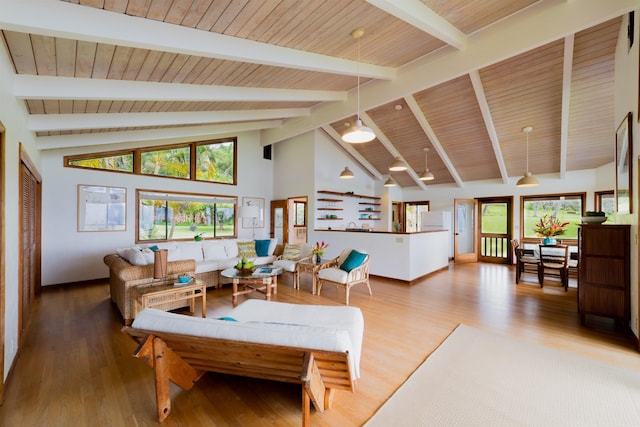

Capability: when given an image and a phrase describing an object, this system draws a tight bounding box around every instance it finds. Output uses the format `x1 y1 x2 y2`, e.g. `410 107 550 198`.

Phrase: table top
297 258 332 268
136 278 204 296
220 265 284 279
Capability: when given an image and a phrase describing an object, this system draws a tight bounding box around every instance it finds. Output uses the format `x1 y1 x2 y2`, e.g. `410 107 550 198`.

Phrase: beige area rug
365 324 640 426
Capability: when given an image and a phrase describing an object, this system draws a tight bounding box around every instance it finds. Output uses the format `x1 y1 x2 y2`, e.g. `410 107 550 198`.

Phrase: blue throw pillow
340 250 367 272
148 245 159 251
254 239 271 257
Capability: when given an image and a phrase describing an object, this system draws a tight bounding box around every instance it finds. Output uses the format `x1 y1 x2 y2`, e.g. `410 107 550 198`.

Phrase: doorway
454 198 478 263
270 197 308 245
478 197 513 264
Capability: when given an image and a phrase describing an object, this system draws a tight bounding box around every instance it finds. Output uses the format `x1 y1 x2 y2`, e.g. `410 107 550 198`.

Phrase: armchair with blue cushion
316 248 372 305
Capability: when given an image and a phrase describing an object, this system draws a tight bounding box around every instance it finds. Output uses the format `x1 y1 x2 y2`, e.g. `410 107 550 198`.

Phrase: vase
543 237 556 245
314 254 321 265
194 236 202 241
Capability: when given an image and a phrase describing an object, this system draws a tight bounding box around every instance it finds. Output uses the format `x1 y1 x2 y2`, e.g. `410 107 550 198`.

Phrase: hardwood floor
1 262 638 426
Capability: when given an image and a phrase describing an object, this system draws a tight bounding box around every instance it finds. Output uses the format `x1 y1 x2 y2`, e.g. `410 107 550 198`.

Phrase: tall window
293 201 306 227
521 193 585 241
65 138 237 185
595 190 615 223
137 190 237 242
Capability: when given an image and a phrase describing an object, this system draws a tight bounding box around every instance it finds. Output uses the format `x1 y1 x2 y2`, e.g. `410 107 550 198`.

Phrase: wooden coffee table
135 279 206 319
296 258 331 295
221 266 283 307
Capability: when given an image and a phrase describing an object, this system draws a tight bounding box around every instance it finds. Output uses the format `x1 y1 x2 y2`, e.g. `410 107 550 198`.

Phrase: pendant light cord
525 131 529 173
356 35 361 120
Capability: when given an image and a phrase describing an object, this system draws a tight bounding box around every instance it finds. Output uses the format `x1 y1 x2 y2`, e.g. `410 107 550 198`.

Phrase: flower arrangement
311 241 328 256
533 215 570 238
189 224 204 241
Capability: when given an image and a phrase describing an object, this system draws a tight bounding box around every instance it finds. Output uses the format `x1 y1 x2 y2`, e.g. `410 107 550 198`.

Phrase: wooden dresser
578 224 630 325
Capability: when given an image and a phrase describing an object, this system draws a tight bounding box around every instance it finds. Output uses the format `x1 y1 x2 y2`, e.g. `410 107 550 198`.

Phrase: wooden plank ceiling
0 0 630 188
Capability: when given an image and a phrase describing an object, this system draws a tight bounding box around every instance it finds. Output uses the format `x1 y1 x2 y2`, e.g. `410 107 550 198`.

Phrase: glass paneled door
454 199 478 263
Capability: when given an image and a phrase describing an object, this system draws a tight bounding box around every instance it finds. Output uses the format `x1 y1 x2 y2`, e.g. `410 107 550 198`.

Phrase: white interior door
454 198 478 263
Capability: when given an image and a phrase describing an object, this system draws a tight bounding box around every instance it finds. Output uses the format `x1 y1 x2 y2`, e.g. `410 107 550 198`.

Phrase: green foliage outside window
68 153 133 172
138 191 236 242
196 141 234 183
522 195 583 239
141 147 190 178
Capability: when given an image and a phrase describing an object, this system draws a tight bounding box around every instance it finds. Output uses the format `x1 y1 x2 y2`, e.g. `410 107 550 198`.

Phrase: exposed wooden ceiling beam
469 70 509 184
35 120 282 151
360 110 428 190
366 0 467 50
0 0 395 80
404 95 464 188
28 109 310 132
13 75 346 103
560 34 575 179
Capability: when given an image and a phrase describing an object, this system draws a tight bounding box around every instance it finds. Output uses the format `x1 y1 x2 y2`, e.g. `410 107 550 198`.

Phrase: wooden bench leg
132 335 203 422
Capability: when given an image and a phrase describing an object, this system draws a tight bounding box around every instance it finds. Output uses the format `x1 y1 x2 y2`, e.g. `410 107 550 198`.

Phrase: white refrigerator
421 211 453 258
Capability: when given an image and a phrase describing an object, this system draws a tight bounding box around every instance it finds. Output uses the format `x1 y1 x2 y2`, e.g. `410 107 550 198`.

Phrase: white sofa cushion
132 303 362 379
119 247 154 266
318 267 349 283
272 258 297 272
203 242 227 260
156 243 183 261
179 241 205 262
230 300 363 378
224 239 239 258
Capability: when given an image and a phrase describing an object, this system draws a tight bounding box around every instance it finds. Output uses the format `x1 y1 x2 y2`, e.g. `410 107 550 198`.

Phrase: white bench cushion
133 300 363 379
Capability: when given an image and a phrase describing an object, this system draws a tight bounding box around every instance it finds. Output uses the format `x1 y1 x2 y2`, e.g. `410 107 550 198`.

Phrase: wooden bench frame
122 326 355 426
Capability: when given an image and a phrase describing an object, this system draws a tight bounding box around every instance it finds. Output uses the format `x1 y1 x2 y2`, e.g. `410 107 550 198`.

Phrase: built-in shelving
316 190 380 223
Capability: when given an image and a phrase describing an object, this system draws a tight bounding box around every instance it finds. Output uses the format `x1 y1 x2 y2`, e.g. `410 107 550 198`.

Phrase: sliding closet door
19 148 41 338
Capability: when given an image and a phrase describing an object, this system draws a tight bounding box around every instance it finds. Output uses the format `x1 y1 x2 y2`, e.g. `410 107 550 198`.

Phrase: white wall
39 130 274 286
0 43 41 379
613 10 639 336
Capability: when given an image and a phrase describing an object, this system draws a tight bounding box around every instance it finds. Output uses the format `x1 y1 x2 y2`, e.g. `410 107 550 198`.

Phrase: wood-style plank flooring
1 262 638 426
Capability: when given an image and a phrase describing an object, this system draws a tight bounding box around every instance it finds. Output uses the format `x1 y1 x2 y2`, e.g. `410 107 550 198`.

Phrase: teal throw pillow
255 239 271 257
148 245 159 251
340 250 367 272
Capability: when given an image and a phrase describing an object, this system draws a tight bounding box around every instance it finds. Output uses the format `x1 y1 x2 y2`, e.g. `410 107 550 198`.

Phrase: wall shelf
358 218 380 220
359 209 381 213
318 207 343 211
317 190 380 201
317 217 343 220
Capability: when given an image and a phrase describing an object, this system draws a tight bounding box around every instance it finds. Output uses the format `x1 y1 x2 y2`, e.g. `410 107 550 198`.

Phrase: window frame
65 137 237 185
136 189 238 243
519 192 586 245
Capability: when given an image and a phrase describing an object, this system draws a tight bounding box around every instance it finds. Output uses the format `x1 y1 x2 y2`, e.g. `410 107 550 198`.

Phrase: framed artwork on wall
615 112 633 214
77 185 126 231
241 197 265 228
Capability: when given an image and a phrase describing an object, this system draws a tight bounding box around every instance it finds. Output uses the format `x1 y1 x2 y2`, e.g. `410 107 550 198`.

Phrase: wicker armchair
317 248 371 305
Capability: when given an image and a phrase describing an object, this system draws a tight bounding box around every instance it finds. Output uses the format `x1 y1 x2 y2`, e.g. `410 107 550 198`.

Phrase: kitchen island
313 229 449 282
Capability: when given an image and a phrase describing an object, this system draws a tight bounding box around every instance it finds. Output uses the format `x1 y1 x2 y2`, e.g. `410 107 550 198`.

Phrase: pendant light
516 126 539 187
339 165 355 179
419 147 435 181
388 158 407 171
388 105 407 171
384 176 396 187
342 28 375 144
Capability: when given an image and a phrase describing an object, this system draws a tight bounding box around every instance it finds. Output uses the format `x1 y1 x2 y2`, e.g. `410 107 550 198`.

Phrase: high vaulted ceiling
0 0 636 188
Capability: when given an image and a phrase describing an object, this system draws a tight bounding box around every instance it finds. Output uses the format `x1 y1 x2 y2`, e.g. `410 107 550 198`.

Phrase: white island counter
313 229 449 282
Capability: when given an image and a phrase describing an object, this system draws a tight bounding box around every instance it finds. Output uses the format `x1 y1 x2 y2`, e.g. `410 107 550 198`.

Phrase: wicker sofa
104 238 280 324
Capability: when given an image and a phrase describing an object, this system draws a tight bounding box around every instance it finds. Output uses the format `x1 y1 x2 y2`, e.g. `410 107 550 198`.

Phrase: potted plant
533 215 570 244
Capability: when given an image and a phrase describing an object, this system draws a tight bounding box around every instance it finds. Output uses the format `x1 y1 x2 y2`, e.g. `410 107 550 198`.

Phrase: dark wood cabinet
578 224 630 325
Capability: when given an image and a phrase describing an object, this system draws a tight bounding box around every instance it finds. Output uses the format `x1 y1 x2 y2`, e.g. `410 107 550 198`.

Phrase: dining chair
537 244 569 291
511 239 539 284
